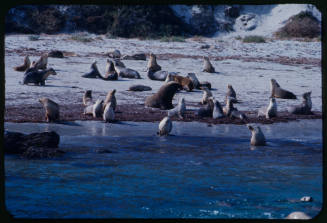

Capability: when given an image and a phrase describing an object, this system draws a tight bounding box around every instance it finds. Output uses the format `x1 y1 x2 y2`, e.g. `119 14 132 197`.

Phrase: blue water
4 120 322 218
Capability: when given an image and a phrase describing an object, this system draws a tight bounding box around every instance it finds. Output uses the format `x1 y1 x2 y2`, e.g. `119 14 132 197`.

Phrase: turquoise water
4 120 322 218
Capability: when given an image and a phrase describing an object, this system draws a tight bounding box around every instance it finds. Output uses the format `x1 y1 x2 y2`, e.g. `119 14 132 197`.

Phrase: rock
300 196 313 202
121 53 146 61
235 13 257 31
285 211 311 219
48 50 64 58
22 146 64 159
4 131 60 155
224 6 240 18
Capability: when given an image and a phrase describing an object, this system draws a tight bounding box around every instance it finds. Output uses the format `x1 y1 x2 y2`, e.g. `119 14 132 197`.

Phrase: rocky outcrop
188 5 218 36
4 131 63 158
235 13 258 31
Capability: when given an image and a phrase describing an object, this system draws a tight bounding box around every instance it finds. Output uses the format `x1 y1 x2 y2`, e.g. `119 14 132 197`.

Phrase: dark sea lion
121 53 146 60
83 90 92 106
114 64 141 79
23 68 57 85
148 70 171 81
82 61 101 78
128 85 152 91
287 91 312 114
14 55 31 72
39 98 60 122
32 53 48 70
270 79 297 99
145 81 181 109
48 50 64 58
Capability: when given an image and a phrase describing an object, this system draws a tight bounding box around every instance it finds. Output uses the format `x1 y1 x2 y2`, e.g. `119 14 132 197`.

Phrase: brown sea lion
202 56 215 73
287 91 312 114
103 89 117 111
270 79 297 99
32 53 48 70
83 90 92 106
23 68 57 86
14 55 31 72
147 53 161 73
172 75 194 92
39 98 60 122
145 81 182 110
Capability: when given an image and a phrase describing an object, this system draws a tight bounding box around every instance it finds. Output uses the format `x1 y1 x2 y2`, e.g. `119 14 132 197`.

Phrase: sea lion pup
39 98 59 122
270 79 297 99
97 59 118 81
103 102 115 123
32 53 48 70
23 68 57 86
83 90 93 106
103 89 117 111
171 75 194 92
201 87 213 104
128 84 152 91
187 73 201 89
82 61 101 78
287 91 312 115
14 55 31 72
202 56 215 73
147 53 161 73
168 97 186 119
157 116 172 136
212 98 224 119
93 99 104 118
247 124 266 146
114 63 141 79
199 81 212 90
258 97 277 119
145 81 182 110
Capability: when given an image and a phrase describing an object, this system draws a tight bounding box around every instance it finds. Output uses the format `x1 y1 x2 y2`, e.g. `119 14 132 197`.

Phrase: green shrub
70 34 93 42
242 35 266 43
28 35 40 41
160 36 185 42
274 11 320 39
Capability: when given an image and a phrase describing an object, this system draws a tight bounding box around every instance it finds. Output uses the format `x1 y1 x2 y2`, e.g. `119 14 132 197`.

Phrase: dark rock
48 50 64 58
22 146 65 159
224 6 240 18
235 13 257 31
121 53 146 60
4 131 60 155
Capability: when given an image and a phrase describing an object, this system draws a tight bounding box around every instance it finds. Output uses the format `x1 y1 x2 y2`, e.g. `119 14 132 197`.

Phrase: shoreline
5 103 322 125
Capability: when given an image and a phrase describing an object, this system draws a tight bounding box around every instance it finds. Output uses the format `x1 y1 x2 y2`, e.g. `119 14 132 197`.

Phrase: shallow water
4 120 322 219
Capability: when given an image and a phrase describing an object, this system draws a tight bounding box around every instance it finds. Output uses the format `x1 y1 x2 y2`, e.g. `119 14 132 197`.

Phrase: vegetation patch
242 35 266 43
160 36 186 42
274 11 320 39
69 34 94 42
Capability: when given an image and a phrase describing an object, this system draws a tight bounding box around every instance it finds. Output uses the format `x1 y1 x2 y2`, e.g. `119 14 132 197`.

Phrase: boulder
235 13 257 31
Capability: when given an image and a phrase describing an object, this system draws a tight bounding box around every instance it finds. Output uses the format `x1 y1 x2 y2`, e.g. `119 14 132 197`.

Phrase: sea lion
258 97 277 119
107 49 121 58
14 55 31 72
199 81 212 90
32 53 48 70
113 58 125 68
195 98 214 117
145 81 182 109
103 89 117 111
97 59 118 80
202 56 215 73
82 61 101 78
93 99 104 118
39 98 59 122
287 91 312 115
148 70 176 81
157 116 172 136
201 87 213 104
172 75 194 92
225 84 238 103
128 85 152 91
114 64 141 79
103 102 115 123
48 50 64 58
212 98 224 119
168 97 186 119
121 53 146 60
247 124 266 146
223 98 247 121
187 73 201 89
270 79 297 99
165 73 175 83
285 212 310 220
23 68 57 86
83 90 92 106
147 53 161 73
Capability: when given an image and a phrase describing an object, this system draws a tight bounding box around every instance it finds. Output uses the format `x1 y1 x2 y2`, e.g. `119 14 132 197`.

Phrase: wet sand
5 103 322 125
